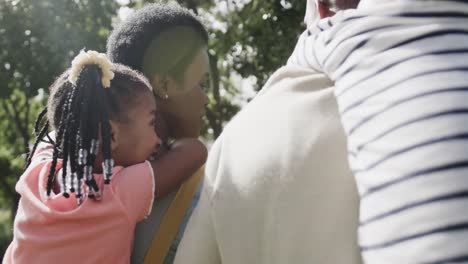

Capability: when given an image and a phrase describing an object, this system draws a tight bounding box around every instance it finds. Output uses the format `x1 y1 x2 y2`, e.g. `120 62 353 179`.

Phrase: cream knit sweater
174 65 361 264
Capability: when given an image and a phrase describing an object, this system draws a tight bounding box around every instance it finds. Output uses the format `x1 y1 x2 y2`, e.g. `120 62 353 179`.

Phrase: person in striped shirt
289 0 468 262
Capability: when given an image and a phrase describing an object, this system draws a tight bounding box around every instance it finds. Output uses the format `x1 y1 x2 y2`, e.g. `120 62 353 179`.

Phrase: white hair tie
68 50 115 88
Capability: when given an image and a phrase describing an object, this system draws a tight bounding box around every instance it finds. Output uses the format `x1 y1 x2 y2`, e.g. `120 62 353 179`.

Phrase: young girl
3 50 207 263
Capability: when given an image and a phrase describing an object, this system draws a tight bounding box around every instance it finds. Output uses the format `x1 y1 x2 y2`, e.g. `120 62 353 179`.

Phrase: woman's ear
150 75 177 99
317 1 336 18
109 120 120 151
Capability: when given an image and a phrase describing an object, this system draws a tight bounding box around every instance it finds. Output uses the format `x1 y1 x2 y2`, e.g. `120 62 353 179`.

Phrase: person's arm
150 138 207 198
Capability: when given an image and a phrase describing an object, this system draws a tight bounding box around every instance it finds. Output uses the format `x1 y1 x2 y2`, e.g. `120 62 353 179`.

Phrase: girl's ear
109 120 120 151
318 1 336 18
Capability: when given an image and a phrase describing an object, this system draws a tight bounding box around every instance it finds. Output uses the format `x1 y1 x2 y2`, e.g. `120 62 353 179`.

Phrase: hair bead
78 148 88 166
70 172 77 193
90 139 99 155
76 178 84 205
103 159 114 184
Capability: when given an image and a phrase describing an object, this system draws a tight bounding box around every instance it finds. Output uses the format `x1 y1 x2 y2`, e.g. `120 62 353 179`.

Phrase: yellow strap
143 166 204 264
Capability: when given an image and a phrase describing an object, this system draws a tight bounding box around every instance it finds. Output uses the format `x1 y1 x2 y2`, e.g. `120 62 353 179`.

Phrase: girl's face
111 90 161 166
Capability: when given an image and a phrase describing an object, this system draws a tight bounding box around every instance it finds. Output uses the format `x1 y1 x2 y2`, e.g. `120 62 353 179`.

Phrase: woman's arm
150 138 207 198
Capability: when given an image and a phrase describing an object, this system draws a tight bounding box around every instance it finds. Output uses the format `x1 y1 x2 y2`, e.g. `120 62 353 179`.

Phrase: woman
106 3 210 263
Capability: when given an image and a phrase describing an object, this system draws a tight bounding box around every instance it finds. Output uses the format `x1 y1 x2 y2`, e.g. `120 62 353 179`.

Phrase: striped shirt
288 0 468 262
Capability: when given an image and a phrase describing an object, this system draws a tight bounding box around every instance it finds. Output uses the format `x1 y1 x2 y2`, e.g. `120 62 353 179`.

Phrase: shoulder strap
143 166 204 264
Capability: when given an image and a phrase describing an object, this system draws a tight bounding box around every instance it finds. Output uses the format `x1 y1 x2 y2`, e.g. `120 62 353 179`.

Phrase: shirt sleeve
111 160 155 223
287 11 349 78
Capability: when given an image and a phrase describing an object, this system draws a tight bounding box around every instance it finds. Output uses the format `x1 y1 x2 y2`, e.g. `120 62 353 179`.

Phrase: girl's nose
154 132 162 148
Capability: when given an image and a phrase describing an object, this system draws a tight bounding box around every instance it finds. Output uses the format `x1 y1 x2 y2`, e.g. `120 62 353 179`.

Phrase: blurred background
0 0 306 256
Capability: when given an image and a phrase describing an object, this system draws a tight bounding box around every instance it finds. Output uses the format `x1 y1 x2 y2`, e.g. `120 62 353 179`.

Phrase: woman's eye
199 78 210 91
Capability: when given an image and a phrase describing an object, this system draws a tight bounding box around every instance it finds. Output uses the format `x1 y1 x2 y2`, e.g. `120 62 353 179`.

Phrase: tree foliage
0 0 307 255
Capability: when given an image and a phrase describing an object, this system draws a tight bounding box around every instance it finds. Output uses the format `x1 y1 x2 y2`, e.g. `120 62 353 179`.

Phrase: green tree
179 0 304 138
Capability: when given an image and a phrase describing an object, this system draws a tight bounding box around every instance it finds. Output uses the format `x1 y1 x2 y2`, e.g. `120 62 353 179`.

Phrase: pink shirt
3 142 155 264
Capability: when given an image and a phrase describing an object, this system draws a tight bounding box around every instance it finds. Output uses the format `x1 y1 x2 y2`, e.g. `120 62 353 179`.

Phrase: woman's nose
201 90 210 105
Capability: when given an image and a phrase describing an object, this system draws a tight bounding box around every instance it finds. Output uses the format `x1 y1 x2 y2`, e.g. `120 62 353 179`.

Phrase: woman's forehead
184 48 210 84
166 48 210 97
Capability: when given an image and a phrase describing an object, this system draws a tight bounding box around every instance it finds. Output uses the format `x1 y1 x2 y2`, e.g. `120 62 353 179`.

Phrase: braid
44 132 56 145
71 79 85 200
60 88 77 198
67 86 81 193
24 120 50 170
75 131 84 201
45 90 71 196
82 67 102 199
60 127 70 198
24 106 49 171
100 88 113 184
75 66 97 202
33 107 48 136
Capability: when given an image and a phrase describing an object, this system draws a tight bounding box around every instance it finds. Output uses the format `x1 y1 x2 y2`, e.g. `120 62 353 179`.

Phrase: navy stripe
338 53 468 108
316 24 324 32
360 190 468 226
323 24 401 64
353 133 468 174
396 11 468 18
362 161 468 198
349 87 468 135
335 30 468 82
360 222 468 251
355 109 468 152
333 38 370 74
325 24 399 46
449 0 468 3
429 254 468 264
387 29 468 51
327 19 333 27
446 0 468 4
411 0 468 5
343 15 366 23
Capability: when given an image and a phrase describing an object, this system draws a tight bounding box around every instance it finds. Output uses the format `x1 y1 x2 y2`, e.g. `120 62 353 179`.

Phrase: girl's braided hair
25 52 152 204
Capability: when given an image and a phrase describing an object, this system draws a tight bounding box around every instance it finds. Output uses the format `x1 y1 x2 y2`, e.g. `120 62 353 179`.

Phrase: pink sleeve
111 161 155 223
